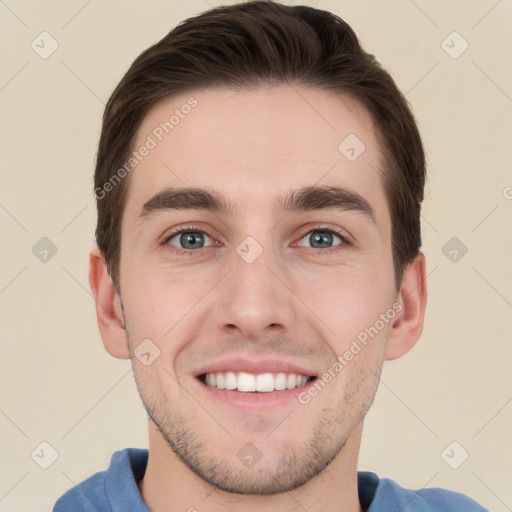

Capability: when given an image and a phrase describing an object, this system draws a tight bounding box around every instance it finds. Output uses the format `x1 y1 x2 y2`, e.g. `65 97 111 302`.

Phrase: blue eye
297 229 346 249
162 225 350 257
166 231 214 251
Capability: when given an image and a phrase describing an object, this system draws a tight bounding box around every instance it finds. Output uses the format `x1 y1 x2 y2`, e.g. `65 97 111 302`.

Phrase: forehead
125 85 388 225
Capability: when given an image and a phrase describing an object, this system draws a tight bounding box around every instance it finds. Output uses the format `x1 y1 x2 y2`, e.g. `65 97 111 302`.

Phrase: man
53 1 487 510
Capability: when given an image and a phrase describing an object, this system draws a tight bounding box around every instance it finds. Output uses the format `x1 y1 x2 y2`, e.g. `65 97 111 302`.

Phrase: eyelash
162 224 352 256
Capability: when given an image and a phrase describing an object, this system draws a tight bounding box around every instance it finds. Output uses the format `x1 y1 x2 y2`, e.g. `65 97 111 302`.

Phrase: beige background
1 0 511 510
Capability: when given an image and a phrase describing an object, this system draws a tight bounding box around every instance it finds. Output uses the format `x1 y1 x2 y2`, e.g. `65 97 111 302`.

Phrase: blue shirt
53 448 488 511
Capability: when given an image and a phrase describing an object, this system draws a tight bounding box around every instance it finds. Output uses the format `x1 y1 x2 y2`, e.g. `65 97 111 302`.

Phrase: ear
88 246 130 359
384 251 427 361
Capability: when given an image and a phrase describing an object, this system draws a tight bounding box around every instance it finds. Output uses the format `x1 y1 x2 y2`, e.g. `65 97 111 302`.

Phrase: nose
213 242 296 341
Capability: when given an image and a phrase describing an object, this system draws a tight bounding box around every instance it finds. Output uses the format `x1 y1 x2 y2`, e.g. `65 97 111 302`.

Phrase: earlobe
88 247 131 359
384 251 427 361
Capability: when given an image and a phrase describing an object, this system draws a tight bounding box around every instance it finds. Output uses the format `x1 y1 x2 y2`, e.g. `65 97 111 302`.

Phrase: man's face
118 85 398 493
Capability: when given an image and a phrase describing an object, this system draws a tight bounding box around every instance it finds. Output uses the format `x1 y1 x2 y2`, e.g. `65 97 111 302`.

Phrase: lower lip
194 377 316 412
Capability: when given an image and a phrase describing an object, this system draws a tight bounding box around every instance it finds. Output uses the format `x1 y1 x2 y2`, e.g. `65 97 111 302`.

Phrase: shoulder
53 470 108 512
413 485 489 512
52 448 149 512
358 471 488 512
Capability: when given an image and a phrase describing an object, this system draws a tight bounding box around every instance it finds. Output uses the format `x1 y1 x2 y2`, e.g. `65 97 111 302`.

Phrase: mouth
198 371 316 392
192 358 319 411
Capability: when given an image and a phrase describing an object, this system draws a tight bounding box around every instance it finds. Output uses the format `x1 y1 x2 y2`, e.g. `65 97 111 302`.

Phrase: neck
138 421 365 512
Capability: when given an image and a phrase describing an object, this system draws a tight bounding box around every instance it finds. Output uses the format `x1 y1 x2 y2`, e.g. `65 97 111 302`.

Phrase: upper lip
194 357 318 378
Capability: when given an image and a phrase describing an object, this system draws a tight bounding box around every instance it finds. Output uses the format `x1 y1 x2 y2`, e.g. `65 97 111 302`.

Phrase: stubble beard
123 307 382 495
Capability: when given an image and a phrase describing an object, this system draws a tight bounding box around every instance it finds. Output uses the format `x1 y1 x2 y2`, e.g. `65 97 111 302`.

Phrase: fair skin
89 85 427 512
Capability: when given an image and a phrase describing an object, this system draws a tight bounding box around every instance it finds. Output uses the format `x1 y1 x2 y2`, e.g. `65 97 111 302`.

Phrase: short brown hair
94 0 426 293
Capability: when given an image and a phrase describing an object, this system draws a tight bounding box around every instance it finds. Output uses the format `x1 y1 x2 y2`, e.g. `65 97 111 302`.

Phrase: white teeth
256 373 274 392
238 372 256 392
225 371 237 390
286 374 297 390
203 371 311 392
274 372 287 390
216 373 225 389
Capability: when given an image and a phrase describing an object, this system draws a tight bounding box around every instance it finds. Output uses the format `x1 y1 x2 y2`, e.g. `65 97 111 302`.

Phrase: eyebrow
139 185 376 224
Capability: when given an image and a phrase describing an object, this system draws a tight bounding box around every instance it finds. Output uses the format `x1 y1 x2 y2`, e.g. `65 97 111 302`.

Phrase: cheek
121 267 196 334
120 269 215 375
297 267 391 348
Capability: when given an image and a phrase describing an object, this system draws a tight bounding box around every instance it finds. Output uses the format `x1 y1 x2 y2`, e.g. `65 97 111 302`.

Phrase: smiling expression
113 84 401 493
